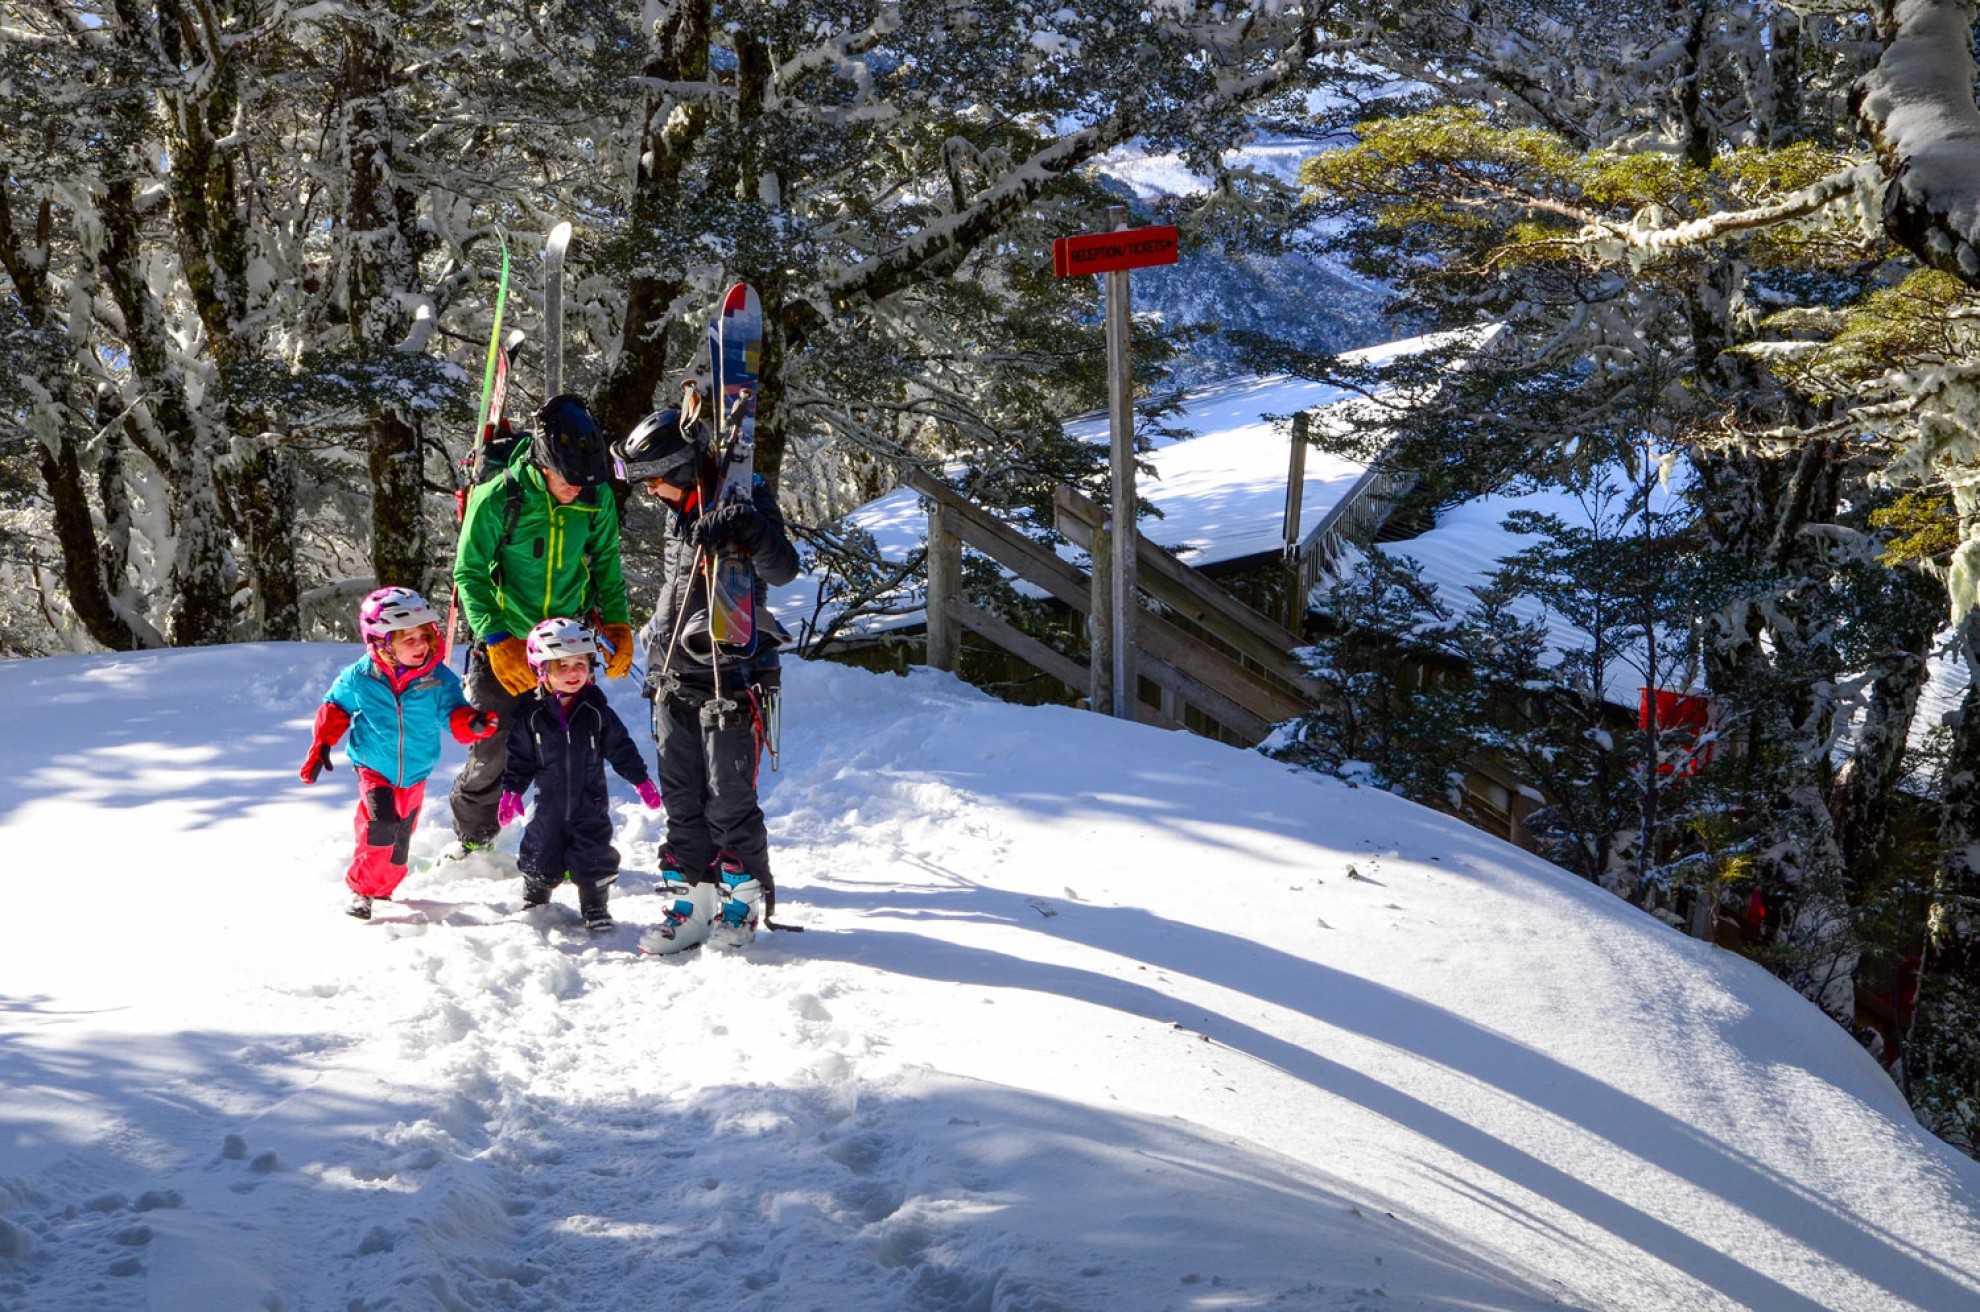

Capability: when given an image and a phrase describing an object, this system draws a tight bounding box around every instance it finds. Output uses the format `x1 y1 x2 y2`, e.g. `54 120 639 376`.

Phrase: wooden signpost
1051 208 1179 718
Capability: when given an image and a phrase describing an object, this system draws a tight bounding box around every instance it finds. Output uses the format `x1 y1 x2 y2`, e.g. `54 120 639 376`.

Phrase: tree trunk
1 170 148 651
1835 567 1941 890
95 412 155 646
158 0 249 371
97 176 237 646
37 428 144 652
1909 622 1980 1154
342 19 432 594
238 442 302 640
592 0 712 442
167 451 239 645
367 414 429 592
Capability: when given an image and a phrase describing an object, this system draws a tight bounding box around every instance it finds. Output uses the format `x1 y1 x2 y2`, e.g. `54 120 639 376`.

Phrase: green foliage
1302 109 1859 285
1869 492 1958 567
1300 106 1581 230
1744 270 1979 400
1268 553 1478 804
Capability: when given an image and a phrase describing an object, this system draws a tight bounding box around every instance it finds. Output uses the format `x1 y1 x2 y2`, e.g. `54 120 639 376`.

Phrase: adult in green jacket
450 395 636 850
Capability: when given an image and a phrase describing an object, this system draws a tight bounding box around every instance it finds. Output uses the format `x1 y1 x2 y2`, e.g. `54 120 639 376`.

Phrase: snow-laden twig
775 5 902 89
1572 164 1880 264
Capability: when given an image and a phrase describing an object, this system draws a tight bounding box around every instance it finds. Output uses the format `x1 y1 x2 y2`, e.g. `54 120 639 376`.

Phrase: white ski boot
640 878 717 956
708 855 763 950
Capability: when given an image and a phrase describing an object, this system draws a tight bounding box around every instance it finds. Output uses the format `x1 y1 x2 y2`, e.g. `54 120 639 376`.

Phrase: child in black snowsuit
496 617 661 934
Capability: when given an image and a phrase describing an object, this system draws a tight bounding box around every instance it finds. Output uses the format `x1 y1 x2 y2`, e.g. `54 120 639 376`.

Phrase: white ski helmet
359 586 441 644
525 616 599 674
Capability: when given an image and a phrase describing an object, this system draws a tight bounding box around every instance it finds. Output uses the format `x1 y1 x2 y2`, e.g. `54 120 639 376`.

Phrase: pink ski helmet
525 616 599 675
359 587 441 644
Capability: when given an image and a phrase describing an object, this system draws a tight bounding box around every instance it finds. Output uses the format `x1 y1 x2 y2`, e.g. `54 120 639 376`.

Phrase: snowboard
705 283 762 649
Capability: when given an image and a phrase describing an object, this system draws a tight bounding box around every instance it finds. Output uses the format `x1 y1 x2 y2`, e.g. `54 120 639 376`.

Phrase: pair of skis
468 221 572 480
704 282 762 652
445 224 574 654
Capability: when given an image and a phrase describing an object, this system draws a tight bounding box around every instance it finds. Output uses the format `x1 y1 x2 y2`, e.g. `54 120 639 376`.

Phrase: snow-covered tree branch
1856 0 1980 284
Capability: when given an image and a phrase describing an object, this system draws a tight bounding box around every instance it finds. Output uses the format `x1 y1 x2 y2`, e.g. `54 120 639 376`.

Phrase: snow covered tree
2 0 1360 649
1269 551 1480 800
538 0 1349 495
1294 2 1980 1135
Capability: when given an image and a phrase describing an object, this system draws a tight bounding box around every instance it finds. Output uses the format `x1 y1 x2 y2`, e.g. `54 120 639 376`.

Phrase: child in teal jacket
300 588 499 918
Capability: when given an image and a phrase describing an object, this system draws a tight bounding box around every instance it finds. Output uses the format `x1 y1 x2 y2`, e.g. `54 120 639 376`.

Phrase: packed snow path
2 646 1978 1311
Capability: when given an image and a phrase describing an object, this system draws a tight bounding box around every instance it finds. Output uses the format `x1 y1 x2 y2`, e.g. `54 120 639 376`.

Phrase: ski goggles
616 449 699 486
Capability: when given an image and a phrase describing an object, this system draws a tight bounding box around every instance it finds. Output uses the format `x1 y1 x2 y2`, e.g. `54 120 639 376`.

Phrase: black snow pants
518 805 620 910
450 642 525 846
653 678 775 910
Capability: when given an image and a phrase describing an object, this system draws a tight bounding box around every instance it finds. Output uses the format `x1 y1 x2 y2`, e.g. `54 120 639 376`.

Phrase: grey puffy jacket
640 474 800 690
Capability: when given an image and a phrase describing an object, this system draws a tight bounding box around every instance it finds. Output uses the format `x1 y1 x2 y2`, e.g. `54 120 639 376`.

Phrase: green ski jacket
454 443 631 642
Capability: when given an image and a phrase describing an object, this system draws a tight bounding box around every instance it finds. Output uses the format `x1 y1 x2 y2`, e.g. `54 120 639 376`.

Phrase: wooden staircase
907 468 1324 746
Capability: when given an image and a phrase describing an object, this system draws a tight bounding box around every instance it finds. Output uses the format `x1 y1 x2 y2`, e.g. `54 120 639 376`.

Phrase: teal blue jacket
324 651 471 787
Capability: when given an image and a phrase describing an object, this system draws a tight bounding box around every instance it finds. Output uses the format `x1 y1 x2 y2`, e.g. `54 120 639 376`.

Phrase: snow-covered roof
1062 372 1370 565
1375 481 1980 767
772 331 1473 643
1372 475 1689 711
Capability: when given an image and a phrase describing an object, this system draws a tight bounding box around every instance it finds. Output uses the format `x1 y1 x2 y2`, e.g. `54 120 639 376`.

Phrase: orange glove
601 623 636 679
488 636 536 696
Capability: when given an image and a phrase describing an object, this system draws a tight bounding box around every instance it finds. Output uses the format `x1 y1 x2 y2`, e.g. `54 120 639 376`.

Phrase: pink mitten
635 779 662 810
497 791 526 827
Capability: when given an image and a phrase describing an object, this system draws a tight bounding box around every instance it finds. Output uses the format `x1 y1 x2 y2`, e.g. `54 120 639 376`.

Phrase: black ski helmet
533 394 611 488
611 406 705 486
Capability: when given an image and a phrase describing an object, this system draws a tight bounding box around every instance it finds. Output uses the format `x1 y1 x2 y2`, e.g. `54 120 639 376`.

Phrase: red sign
1640 688 1716 779
1052 225 1180 277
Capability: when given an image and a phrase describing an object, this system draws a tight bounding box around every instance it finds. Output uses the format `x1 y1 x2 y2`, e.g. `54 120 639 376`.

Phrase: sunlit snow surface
2 644 1978 1310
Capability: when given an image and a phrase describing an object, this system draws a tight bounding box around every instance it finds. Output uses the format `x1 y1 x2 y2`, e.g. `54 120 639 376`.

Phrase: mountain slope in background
1 646 1976 1311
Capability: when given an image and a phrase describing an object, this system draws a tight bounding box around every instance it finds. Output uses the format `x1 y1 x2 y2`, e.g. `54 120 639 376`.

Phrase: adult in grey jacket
612 406 799 951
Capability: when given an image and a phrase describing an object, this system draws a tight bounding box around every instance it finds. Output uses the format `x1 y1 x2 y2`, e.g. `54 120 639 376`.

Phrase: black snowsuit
640 475 799 908
500 683 652 912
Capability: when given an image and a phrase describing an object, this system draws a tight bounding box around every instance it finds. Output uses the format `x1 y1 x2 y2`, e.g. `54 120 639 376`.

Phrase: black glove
690 502 768 552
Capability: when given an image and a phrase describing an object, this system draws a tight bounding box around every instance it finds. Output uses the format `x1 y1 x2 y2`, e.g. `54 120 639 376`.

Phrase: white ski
543 221 573 397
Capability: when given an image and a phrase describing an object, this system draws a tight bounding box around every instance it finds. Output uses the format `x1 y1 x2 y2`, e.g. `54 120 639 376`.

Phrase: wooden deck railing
907 467 1326 746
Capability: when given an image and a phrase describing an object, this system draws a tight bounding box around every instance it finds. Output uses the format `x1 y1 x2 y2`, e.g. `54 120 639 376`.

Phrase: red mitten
299 742 334 784
450 706 500 743
300 703 352 784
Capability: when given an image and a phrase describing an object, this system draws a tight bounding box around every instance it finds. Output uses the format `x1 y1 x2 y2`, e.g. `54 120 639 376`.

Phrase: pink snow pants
345 767 427 899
